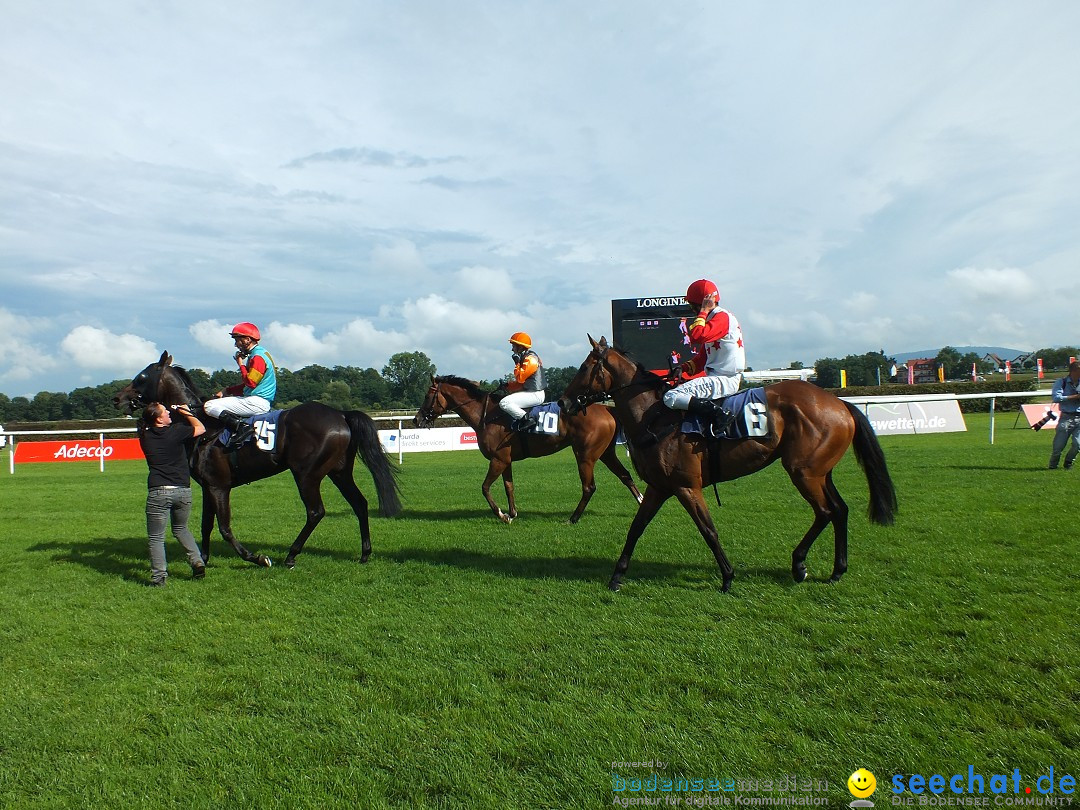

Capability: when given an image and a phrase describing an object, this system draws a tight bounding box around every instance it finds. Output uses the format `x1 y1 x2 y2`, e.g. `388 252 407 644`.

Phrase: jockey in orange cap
499 332 547 431
662 280 746 437
204 322 278 448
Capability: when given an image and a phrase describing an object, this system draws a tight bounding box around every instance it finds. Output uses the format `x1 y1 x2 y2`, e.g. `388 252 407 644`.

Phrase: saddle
680 388 769 441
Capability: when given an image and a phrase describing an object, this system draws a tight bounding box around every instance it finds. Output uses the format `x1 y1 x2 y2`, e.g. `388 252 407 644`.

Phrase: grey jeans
146 486 203 582
1049 414 1080 468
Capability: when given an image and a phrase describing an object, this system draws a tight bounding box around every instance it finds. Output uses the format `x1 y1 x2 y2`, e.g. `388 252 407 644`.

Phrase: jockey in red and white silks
663 280 745 411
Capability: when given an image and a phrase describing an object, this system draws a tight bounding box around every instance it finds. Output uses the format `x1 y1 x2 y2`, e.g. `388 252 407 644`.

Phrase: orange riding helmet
230 322 261 341
685 279 719 308
508 331 532 349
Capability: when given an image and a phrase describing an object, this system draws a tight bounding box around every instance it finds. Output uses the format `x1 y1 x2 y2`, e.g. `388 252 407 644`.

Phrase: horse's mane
436 375 493 399
607 344 668 394
168 364 205 399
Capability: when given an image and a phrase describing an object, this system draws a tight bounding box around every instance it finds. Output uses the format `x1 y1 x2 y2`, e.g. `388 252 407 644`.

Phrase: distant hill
890 346 1029 363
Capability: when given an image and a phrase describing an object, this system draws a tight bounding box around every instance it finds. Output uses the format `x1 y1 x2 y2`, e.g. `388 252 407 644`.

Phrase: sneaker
148 578 167 588
192 563 206 580
1065 464 1074 471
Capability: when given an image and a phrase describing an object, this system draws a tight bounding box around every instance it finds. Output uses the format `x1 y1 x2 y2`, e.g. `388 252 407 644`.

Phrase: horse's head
559 335 620 415
113 351 172 413
413 375 444 428
113 351 203 414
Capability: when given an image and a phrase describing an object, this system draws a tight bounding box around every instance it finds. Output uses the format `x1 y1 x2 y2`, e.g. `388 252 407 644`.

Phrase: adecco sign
13 439 144 463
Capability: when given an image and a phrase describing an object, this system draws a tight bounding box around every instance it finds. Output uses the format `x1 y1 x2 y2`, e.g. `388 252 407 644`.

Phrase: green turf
0 415 1076 808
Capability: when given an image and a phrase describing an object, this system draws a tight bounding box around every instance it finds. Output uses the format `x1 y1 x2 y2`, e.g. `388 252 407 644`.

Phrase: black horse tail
344 410 403 518
843 401 898 526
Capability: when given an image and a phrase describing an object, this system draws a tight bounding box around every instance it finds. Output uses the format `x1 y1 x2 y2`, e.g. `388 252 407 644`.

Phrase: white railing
0 390 1056 474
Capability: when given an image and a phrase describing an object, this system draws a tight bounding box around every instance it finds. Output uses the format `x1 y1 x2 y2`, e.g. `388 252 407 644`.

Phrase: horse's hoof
284 558 296 569
793 565 808 583
608 580 621 592
258 555 273 568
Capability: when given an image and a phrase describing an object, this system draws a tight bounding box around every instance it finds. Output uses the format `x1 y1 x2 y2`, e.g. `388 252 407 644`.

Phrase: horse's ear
158 351 171 366
598 336 609 349
588 334 599 350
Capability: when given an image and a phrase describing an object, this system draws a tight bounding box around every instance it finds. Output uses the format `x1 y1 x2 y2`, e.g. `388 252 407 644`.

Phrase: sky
2 1 1079 399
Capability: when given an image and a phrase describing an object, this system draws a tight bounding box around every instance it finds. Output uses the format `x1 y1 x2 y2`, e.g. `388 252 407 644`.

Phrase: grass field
0 415 1077 809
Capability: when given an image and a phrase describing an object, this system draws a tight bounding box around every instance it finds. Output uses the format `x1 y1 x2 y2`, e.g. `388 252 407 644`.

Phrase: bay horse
558 336 897 592
413 375 643 523
114 352 402 569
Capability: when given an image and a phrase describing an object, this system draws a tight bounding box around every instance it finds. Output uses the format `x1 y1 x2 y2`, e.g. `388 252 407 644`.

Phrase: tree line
811 345 1079 388
3 345 1077 424
0 351 582 424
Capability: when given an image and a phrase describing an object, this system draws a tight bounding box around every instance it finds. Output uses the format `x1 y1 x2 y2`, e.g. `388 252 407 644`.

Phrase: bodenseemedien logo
848 768 877 808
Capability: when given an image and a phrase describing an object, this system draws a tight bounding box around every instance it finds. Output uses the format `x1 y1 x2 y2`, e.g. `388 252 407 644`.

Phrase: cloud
59 325 158 373
0 309 57 385
945 267 1036 301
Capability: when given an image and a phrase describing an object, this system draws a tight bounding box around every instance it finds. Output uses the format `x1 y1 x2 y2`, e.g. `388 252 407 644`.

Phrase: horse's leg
200 486 215 563
609 486 668 591
673 486 735 592
282 472 328 569
207 486 272 568
329 468 371 564
824 472 849 582
567 454 597 524
598 442 644 505
787 468 835 583
502 465 518 521
481 459 514 523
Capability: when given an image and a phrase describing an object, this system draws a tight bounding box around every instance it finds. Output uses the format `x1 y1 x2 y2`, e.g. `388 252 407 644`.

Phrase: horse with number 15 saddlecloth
558 337 897 592
114 352 402 569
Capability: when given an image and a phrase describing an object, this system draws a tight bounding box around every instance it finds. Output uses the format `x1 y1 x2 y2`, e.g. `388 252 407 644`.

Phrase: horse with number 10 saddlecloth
114 352 402 569
413 375 643 523
558 337 897 592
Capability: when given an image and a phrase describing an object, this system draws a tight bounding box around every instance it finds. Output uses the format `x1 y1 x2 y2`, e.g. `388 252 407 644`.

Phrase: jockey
204 322 277 448
662 279 746 437
499 332 547 432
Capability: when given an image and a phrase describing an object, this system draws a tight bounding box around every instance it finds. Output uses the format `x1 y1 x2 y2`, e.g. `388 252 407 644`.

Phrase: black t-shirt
139 422 195 488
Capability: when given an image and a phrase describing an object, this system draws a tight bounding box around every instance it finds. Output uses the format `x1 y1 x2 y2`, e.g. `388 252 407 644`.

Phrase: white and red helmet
685 279 719 308
230 322 261 341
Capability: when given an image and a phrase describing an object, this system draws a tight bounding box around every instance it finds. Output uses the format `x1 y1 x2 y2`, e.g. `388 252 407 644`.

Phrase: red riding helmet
685 279 719 308
508 331 532 349
230 322 261 341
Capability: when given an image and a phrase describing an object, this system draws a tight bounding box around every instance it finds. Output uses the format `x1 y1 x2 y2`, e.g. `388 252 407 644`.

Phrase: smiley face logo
847 768 877 798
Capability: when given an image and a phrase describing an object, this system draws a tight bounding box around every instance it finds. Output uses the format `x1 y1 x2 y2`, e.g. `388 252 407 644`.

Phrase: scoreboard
610 295 692 374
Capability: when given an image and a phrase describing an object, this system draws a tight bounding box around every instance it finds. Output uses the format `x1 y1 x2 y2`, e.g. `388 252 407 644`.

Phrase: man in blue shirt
1048 361 1080 470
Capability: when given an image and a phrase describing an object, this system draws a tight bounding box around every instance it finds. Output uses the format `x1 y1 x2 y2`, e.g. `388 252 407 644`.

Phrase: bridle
127 365 203 414
568 343 667 411
416 381 445 427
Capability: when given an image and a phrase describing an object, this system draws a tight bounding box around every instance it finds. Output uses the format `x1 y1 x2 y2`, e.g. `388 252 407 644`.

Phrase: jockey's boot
219 412 254 450
512 413 539 433
687 396 736 439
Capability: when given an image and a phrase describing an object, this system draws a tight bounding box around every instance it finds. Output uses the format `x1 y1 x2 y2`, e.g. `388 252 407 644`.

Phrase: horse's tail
843 401 897 526
344 410 403 518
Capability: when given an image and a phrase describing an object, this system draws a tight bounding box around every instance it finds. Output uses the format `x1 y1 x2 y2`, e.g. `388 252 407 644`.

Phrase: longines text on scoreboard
610 296 690 374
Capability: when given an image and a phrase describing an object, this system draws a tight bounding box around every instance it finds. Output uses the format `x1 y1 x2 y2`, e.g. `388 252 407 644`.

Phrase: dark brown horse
558 336 897 592
413 375 643 523
114 352 402 568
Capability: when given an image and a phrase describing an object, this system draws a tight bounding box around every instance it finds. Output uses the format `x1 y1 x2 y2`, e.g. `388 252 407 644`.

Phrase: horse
413 375 643 523
558 336 897 592
114 351 402 569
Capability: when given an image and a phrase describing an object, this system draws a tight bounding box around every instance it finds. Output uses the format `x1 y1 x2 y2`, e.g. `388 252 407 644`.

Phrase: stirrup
512 415 538 432
708 408 737 439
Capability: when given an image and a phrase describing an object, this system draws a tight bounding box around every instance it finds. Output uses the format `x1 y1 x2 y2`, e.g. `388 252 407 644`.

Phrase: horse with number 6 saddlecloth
558 336 897 593
413 375 643 523
114 351 402 569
